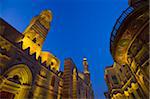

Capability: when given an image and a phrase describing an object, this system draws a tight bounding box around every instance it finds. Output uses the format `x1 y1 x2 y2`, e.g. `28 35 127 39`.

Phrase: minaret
19 10 52 59
23 10 52 47
83 57 90 84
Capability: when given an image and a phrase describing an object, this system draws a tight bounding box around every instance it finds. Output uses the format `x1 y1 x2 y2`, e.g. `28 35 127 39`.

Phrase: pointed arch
3 64 33 85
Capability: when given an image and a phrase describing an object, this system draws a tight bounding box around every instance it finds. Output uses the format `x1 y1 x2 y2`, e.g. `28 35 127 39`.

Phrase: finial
40 10 53 22
83 57 87 61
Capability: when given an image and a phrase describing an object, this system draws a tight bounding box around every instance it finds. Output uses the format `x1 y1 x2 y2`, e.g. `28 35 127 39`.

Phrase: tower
63 58 76 99
83 57 90 84
83 57 89 73
23 10 52 47
18 10 52 59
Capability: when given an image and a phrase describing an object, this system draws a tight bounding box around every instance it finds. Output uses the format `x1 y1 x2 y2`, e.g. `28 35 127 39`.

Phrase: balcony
110 1 148 63
110 6 135 54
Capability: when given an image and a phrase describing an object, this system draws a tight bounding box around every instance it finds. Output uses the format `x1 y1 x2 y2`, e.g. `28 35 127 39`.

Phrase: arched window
51 62 54 66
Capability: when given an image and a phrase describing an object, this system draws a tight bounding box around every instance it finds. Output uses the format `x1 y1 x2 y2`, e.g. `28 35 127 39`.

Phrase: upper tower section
18 10 53 59
83 57 89 74
23 10 52 47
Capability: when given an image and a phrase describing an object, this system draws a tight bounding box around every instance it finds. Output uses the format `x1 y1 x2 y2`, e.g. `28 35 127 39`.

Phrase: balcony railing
110 1 144 53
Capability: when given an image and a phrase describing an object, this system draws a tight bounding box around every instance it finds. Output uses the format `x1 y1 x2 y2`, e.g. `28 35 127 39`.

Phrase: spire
83 57 89 73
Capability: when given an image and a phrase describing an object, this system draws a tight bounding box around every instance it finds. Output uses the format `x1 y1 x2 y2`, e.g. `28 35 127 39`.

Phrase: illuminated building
104 0 149 99
0 10 94 99
62 58 94 99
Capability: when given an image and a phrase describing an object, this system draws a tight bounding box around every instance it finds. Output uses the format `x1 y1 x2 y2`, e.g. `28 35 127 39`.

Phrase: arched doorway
0 64 33 99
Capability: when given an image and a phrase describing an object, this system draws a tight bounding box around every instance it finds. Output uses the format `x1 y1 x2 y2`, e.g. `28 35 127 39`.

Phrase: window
130 39 142 57
131 93 136 99
123 65 125 67
8 75 21 84
13 75 19 80
27 36 30 38
79 89 80 95
51 76 55 87
32 38 36 43
136 88 143 98
112 75 118 84
86 90 88 98
119 68 122 72
139 52 149 66
51 62 54 66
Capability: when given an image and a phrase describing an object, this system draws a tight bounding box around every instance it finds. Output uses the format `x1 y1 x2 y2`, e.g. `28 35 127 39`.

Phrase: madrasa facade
0 10 94 99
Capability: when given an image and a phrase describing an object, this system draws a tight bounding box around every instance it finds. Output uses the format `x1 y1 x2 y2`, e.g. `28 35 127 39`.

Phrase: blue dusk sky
0 0 128 98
